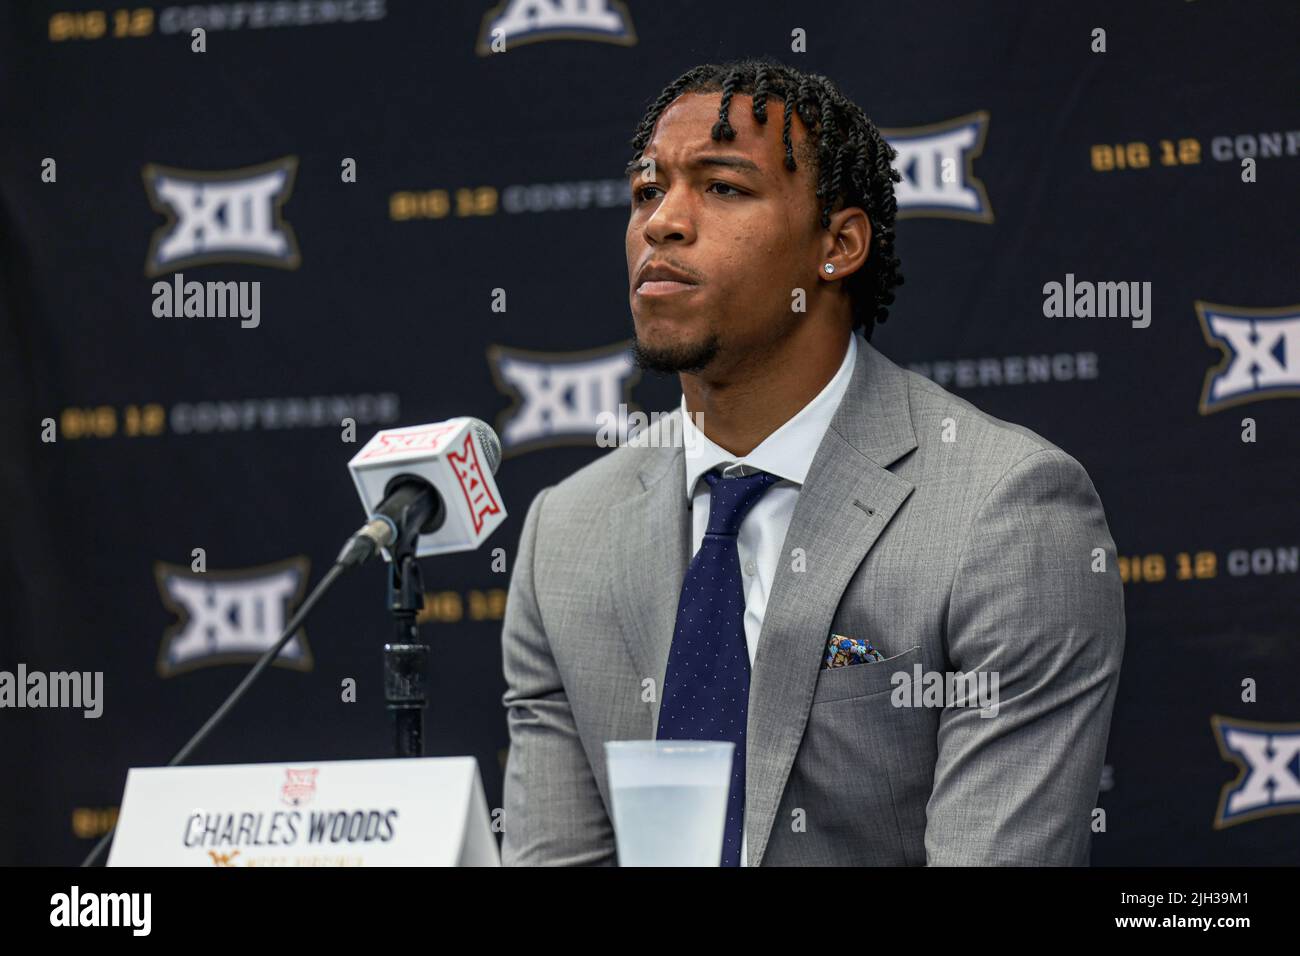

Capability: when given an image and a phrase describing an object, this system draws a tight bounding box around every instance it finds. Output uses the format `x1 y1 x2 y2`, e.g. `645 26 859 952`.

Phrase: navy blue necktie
656 467 779 866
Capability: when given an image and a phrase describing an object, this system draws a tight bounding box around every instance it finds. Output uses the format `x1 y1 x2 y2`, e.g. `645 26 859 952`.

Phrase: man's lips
635 279 700 297
635 260 701 295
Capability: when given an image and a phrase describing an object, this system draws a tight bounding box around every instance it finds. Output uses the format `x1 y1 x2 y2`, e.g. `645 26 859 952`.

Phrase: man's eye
633 182 744 204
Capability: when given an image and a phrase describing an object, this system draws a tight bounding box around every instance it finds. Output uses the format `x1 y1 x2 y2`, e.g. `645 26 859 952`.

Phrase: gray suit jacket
500 334 1124 865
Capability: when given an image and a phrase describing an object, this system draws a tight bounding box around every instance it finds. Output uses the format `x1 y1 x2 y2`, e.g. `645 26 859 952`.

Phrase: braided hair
625 57 904 340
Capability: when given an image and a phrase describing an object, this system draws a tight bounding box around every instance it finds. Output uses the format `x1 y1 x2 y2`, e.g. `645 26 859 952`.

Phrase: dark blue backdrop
1 0 1297 865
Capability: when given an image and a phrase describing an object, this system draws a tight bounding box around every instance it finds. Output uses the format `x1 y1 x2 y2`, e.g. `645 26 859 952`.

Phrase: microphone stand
384 535 429 759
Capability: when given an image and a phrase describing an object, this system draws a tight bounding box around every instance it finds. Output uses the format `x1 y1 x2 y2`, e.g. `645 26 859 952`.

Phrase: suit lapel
746 336 918 866
610 418 689 733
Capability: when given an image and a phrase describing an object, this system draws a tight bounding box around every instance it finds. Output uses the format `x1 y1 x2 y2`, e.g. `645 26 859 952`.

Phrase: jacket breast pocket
811 644 920 704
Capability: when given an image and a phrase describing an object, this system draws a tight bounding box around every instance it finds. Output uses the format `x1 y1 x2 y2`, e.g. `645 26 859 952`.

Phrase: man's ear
821 207 871 279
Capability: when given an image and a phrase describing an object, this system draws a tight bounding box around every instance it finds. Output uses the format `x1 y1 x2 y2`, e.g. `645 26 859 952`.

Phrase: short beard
630 329 720 374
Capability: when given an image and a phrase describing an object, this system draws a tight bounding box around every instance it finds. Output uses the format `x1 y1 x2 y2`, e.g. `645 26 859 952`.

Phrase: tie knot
702 468 779 537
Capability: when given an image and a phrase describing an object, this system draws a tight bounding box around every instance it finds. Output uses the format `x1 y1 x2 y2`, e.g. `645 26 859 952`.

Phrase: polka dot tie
656 467 779 866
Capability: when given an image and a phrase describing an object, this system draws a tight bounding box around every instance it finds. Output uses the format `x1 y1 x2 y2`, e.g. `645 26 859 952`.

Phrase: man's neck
681 326 852 457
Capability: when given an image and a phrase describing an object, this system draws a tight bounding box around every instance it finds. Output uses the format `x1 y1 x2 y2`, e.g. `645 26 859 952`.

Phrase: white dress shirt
678 331 858 866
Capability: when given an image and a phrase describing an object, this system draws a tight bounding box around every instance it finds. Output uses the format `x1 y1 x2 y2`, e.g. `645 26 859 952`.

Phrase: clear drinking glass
604 740 734 867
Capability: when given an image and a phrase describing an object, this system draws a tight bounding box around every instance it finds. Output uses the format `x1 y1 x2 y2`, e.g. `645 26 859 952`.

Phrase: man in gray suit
500 58 1124 866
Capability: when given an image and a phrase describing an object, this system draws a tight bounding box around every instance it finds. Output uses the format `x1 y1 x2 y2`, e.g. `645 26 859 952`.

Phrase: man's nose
643 185 695 244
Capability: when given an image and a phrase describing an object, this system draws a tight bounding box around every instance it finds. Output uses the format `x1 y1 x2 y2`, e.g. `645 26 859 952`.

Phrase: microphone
337 417 506 567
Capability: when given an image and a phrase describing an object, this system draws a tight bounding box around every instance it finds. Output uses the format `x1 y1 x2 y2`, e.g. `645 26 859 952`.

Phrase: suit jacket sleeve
924 448 1125 865
500 486 617 865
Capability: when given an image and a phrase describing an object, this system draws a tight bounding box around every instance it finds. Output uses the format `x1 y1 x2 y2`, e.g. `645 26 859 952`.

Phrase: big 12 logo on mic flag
348 418 506 559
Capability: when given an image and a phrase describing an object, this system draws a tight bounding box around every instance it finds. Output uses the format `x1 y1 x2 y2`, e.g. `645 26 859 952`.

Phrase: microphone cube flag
348 418 507 559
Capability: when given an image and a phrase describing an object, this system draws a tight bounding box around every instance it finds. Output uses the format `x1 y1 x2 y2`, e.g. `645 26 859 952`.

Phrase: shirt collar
681 332 858 500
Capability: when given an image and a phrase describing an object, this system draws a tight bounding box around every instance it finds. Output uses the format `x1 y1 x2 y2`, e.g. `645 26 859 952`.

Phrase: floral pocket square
822 633 886 669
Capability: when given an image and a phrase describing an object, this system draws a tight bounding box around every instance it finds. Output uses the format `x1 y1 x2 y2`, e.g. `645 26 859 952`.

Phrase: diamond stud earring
823 263 836 274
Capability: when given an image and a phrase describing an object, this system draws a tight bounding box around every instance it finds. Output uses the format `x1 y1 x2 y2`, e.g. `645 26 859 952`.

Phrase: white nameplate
107 756 499 867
